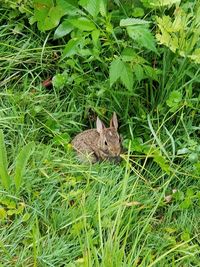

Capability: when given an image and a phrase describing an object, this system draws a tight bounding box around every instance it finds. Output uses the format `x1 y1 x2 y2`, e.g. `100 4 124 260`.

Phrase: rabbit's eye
104 140 108 146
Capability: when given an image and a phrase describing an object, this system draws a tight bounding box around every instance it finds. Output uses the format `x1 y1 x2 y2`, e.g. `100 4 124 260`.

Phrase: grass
0 4 200 267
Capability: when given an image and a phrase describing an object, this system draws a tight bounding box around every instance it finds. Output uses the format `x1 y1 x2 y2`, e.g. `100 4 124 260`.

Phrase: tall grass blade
14 142 35 191
0 129 10 190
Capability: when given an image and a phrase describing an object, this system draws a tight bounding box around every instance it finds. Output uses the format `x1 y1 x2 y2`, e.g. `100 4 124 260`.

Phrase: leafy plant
0 130 10 190
156 4 200 63
0 130 35 193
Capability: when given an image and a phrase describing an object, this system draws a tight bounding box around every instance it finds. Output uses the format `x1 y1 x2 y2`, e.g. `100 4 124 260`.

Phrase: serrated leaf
120 63 133 91
120 18 150 27
109 58 124 87
79 0 100 17
53 20 74 39
133 64 144 81
14 142 35 191
127 25 157 53
109 58 133 90
68 17 96 31
57 0 79 16
121 48 137 62
0 130 10 190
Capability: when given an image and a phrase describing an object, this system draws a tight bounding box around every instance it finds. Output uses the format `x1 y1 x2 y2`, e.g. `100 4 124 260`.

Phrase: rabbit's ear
96 117 105 133
110 112 118 129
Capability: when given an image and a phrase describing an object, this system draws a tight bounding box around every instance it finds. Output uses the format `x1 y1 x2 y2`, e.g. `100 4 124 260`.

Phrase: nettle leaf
110 58 133 91
120 63 133 91
110 58 123 86
53 20 74 39
120 18 150 27
68 17 96 31
133 64 144 81
127 25 157 53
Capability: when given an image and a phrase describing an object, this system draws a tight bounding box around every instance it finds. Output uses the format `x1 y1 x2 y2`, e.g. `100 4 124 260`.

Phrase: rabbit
72 112 122 163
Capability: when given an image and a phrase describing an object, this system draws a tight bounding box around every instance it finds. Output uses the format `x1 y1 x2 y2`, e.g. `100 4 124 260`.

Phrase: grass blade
14 142 35 191
0 130 10 190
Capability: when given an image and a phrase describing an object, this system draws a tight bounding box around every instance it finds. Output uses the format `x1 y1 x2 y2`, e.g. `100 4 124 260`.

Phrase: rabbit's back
72 129 100 162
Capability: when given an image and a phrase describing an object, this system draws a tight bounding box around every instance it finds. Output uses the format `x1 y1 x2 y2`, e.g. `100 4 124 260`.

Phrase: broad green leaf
120 18 150 27
0 130 10 190
127 25 157 53
110 58 133 91
120 63 133 91
14 142 35 191
79 0 100 17
68 17 96 31
33 1 64 31
62 38 81 59
109 58 124 87
57 0 79 15
53 20 74 39
133 64 144 81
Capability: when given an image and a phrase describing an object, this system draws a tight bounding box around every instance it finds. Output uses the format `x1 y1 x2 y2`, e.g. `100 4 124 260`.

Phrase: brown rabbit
72 112 121 163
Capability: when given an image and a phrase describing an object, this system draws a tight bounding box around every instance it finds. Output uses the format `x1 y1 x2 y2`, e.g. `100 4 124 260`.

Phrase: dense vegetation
0 0 200 266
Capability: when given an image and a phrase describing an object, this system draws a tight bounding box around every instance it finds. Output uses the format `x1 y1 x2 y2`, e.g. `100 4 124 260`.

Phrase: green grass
0 3 200 267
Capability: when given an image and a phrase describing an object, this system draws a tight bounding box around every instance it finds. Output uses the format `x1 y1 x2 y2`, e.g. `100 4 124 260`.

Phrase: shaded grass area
0 7 200 267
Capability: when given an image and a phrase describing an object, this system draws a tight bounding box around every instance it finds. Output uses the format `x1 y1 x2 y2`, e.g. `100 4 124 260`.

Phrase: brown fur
72 113 121 163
